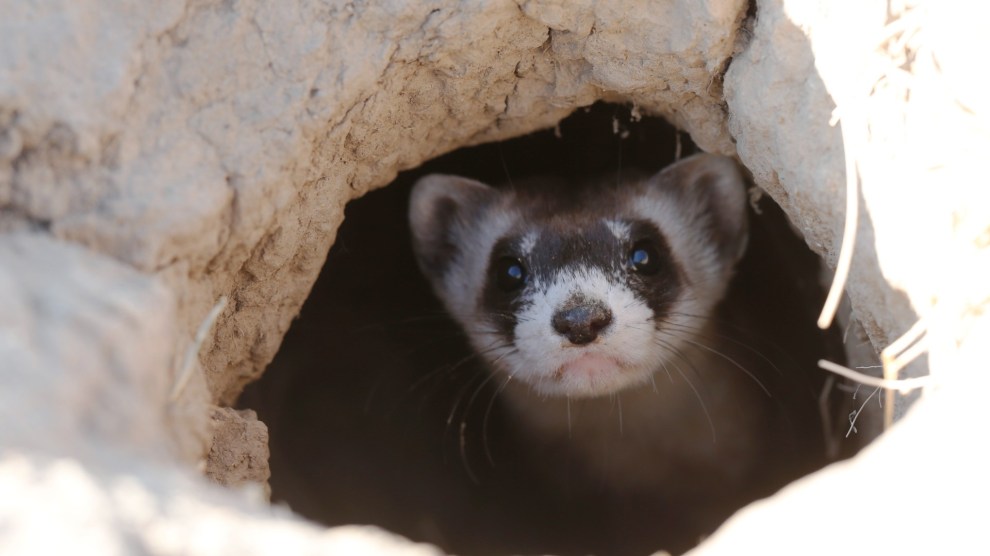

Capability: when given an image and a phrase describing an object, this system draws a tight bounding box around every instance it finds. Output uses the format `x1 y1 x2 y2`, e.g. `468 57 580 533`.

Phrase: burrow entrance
239 104 878 556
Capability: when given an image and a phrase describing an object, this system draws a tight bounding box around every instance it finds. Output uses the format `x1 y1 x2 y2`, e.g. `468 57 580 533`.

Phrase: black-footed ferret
409 153 821 535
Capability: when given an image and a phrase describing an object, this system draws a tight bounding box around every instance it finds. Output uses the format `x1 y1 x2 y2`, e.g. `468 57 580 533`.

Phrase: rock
1 0 988 553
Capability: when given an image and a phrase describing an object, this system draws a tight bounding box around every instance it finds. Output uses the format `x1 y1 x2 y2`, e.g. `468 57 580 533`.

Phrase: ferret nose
552 300 613 345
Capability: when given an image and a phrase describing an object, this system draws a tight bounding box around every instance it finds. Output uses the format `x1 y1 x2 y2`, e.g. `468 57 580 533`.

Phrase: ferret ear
409 174 497 277
651 153 749 266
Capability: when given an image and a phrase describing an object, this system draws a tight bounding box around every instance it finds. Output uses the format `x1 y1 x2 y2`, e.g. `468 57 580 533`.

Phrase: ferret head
409 154 748 398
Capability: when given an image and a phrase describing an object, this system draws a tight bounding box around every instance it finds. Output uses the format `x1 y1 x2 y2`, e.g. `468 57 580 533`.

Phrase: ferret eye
494 256 527 291
629 240 661 275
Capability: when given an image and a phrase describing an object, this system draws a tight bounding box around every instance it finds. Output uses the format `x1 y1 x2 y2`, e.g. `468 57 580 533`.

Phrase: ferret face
409 153 748 398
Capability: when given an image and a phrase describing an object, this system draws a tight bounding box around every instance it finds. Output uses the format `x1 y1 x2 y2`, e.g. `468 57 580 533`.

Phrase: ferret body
409 154 818 530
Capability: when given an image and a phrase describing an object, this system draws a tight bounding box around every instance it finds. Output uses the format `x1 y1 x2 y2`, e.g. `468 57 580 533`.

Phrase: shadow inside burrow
237 102 856 556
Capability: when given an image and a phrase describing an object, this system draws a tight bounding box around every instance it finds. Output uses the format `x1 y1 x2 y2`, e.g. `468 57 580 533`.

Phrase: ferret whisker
456 369 508 484
656 313 777 356
457 347 518 468
408 341 515 409
566 397 572 437
464 368 504 422
656 360 674 384
652 337 715 400
665 310 802 354
442 372 488 473
407 359 471 398
655 340 717 443
673 335 771 397
446 371 488 427
660 321 785 378
488 347 519 372
458 419 480 486
664 310 754 330
623 323 653 333
464 326 508 338
486 311 521 321
445 368 493 468
617 393 624 436
408 346 490 394
650 337 701 380
483 374 514 466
